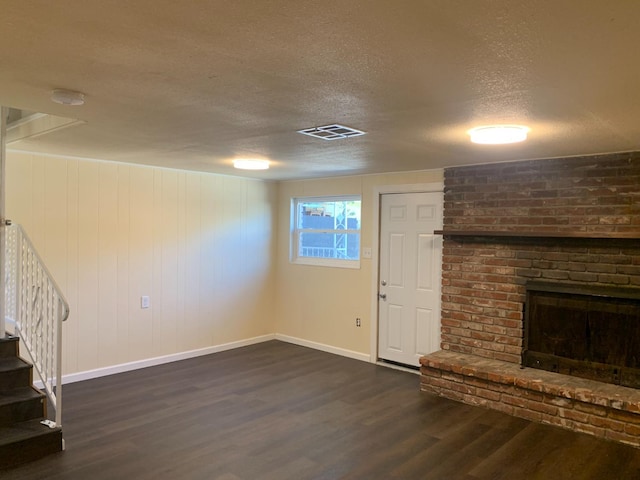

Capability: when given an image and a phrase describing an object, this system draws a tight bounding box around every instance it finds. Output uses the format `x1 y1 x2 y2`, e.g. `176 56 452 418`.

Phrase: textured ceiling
2 1 639 180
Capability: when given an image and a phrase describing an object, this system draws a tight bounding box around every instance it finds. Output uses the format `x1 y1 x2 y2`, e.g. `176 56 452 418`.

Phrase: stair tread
0 357 31 372
0 335 19 354
0 387 44 407
0 418 61 447
0 337 62 469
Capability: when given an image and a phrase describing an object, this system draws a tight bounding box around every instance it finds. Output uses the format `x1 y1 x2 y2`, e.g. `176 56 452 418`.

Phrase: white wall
6 152 277 375
275 170 444 358
5 151 443 375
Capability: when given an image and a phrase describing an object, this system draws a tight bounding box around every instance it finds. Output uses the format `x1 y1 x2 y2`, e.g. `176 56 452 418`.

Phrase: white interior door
378 192 443 366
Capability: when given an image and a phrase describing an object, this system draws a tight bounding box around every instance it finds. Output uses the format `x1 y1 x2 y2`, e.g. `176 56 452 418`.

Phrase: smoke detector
51 89 85 106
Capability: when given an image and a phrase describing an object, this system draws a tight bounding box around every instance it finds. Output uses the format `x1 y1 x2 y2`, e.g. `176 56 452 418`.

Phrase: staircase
0 334 63 469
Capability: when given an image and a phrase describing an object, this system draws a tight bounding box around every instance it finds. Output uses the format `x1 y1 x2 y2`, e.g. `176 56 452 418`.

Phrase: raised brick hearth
420 351 640 446
420 152 640 446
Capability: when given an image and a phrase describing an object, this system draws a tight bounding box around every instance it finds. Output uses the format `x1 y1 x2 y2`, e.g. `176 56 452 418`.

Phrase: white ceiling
2 1 639 180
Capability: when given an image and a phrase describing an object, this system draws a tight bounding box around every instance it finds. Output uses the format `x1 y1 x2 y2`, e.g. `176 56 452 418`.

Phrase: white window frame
290 195 361 269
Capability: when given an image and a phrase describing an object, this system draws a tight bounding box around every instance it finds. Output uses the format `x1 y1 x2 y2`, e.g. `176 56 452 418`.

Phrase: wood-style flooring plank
3 340 640 480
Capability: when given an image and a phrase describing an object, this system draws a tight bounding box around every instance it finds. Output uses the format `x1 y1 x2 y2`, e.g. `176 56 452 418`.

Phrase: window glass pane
346 233 360 259
299 232 360 260
297 200 361 231
293 196 361 266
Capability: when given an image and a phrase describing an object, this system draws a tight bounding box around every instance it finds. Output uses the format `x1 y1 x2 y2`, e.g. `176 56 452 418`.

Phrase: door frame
369 182 444 363
0 106 7 338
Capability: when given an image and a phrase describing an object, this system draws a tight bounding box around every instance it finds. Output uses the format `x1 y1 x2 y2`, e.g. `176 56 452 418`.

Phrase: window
291 196 361 268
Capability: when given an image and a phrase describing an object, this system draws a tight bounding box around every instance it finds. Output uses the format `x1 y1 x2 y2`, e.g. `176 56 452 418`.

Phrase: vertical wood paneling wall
6 152 277 375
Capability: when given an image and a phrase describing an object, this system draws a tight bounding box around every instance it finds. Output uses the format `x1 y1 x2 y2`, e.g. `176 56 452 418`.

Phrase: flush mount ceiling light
297 124 366 140
233 159 270 170
51 89 85 106
468 125 530 144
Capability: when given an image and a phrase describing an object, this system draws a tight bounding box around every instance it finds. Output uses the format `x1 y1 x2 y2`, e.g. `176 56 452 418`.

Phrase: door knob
378 292 387 300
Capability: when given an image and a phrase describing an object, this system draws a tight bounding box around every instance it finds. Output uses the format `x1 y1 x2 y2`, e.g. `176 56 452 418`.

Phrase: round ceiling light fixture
233 159 270 170
468 125 530 144
51 89 85 106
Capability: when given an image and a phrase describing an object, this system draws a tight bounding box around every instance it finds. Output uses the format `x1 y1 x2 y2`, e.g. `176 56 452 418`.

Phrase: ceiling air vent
297 124 366 141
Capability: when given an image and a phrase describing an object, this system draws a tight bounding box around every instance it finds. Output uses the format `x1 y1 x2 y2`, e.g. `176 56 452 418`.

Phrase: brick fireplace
419 152 640 446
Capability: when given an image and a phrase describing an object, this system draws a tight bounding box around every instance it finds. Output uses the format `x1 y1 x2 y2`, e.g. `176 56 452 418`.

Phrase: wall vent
297 124 366 141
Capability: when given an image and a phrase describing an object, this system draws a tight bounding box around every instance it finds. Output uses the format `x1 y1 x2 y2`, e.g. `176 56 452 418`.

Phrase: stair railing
4 222 69 428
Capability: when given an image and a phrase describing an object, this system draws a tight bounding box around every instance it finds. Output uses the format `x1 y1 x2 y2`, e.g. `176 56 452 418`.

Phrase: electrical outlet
355 317 361 327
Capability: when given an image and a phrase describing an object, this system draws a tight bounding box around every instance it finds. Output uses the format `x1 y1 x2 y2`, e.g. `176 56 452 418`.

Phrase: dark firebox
523 281 640 388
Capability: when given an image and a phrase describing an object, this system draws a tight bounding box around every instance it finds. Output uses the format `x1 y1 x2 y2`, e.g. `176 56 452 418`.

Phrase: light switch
141 296 150 309
362 247 372 259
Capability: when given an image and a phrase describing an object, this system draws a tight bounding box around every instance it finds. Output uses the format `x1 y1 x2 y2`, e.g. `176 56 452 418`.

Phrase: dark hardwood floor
3 340 640 479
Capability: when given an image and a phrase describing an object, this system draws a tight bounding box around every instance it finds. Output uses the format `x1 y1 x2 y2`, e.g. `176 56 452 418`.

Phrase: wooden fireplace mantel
433 229 640 240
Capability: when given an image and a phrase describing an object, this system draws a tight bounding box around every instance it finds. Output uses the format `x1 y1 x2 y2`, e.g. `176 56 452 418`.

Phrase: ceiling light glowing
468 125 529 144
233 159 270 170
51 89 85 106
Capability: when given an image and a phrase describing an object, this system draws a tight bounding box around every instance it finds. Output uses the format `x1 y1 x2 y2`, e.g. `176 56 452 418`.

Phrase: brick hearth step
420 350 640 447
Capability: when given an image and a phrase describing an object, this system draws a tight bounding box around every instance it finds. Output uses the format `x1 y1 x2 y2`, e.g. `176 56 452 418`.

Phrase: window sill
292 258 361 269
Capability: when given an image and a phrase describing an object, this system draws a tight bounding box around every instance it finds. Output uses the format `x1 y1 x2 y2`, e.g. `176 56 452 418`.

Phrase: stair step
0 387 46 427
0 335 19 358
0 357 33 390
0 336 64 470
0 419 63 469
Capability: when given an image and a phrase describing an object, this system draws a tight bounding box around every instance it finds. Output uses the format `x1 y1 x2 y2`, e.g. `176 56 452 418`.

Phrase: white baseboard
275 333 370 363
59 334 276 385
36 333 370 388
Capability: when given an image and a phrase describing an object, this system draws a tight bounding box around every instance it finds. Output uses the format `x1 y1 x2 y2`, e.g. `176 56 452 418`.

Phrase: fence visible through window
291 196 361 267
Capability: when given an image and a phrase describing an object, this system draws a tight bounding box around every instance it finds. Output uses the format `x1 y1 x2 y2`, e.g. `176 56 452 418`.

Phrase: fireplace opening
523 281 640 388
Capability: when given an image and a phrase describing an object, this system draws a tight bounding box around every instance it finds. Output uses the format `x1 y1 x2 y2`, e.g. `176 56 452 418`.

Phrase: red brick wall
441 153 640 364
